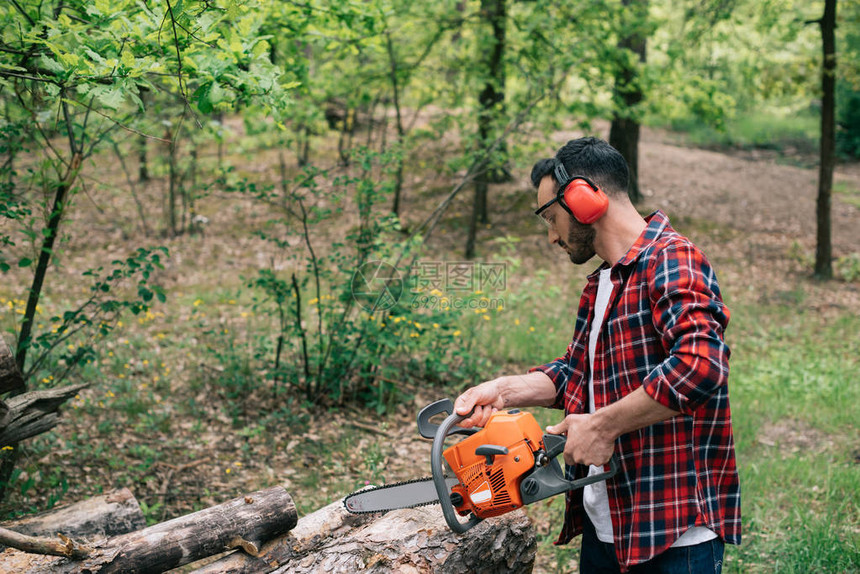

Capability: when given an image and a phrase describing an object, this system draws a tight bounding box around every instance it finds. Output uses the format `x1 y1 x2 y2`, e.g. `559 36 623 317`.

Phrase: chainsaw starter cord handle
431 407 483 534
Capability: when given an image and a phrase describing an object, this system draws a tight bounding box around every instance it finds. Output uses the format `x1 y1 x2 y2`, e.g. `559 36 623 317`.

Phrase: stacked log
0 485 298 573
1 487 537 573
1 487 145 543
193 498 536 574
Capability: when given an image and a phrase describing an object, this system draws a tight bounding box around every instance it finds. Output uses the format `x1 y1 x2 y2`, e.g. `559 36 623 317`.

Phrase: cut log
0 336 24 395
189 496 375 574
0 383 87 446
192 497 536 574
1 488 145 542
0 484 297 574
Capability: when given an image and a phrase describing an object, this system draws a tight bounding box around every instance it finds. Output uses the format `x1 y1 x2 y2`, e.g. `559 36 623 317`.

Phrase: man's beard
558 218 596 264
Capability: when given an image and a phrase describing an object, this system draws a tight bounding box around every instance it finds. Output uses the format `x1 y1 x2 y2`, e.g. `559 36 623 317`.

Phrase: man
454 137 740 573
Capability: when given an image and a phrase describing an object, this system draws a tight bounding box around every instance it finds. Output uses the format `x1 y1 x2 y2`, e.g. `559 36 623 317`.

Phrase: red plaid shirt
530 211 741 570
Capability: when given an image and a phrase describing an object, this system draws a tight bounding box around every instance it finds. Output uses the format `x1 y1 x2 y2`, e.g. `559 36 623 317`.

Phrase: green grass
655 107 820 159
835 181 860 210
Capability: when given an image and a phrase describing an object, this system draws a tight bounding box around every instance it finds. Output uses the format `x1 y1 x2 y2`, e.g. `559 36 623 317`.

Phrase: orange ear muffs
562 178 609 224
553 162 609 224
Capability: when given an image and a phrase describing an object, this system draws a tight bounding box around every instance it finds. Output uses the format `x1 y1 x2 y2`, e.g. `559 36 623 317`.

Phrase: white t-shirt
584 268 717 547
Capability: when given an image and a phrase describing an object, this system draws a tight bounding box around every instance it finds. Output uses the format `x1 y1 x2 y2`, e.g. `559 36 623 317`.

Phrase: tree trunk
0 485 297 574
15 153 82 375
386 32 407 217
1 488 145 543
192 498 536 574
138 136 149 183
466 176 484 260
467 0 508 259
478 0 509 190
815 0 837 279
609 0 648 204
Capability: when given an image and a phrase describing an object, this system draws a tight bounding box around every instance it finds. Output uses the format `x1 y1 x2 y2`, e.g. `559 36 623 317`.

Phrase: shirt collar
616 210 670 266
588 210 670 278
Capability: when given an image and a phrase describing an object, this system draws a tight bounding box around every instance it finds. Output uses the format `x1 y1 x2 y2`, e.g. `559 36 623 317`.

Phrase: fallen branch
0 383 88 446
0 527 92 559
347 420 391 437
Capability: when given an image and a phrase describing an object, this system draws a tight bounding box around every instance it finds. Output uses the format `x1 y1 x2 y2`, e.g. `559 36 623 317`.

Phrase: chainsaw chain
342 476 442 515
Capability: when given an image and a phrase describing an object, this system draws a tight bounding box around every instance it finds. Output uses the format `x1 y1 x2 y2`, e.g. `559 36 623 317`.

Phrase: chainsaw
343 398 618 533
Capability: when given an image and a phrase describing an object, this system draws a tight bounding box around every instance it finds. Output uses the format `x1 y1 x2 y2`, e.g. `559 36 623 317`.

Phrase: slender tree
609 0 648 204
814 0 838 279
467 0 508 259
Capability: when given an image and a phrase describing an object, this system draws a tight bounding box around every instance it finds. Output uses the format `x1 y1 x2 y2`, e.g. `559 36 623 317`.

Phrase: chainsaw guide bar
342 476 460 514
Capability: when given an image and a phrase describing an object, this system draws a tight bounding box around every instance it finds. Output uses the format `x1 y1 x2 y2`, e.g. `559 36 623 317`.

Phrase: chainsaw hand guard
431 408 483 533
417 398 480 439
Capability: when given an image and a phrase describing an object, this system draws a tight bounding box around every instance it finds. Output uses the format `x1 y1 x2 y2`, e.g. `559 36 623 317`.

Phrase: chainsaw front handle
417 399 480 439
431 407 483 534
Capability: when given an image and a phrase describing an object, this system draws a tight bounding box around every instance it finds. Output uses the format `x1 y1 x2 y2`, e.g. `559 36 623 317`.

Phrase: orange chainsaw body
443 409 545 519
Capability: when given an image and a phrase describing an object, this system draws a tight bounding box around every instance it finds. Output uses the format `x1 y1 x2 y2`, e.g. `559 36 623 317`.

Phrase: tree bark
0 336 25 395
0 485 297 574
193 498 536 574
0 383 87 446
1 488 145 543
815 0 837 279
609 0 648 204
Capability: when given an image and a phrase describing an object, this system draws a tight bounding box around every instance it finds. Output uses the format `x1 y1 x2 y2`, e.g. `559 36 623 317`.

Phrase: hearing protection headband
533 162 600 218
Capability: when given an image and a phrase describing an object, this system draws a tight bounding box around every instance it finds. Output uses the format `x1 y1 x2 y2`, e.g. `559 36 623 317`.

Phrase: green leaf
18 257 32 268
94 86 125 110
39 54 65 75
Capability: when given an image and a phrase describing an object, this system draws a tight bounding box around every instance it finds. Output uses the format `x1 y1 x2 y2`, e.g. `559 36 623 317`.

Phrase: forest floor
3 123 859 573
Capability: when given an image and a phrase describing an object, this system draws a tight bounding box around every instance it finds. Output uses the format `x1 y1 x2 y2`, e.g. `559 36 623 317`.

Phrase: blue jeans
580 514 724 573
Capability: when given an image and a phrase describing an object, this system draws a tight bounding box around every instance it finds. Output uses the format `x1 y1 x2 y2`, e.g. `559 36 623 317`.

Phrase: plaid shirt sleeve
642 242 731 415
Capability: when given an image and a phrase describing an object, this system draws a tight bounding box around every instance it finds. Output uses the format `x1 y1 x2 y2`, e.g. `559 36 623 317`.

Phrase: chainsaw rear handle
520 433 620 506
430 408 483 534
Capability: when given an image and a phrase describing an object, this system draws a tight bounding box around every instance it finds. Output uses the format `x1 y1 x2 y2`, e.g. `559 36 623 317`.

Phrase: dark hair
530 158 556 189
555 137 629 196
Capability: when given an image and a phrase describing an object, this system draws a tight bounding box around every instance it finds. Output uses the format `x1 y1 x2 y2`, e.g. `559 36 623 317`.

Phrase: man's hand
546 413 615 467
454 381 505 428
